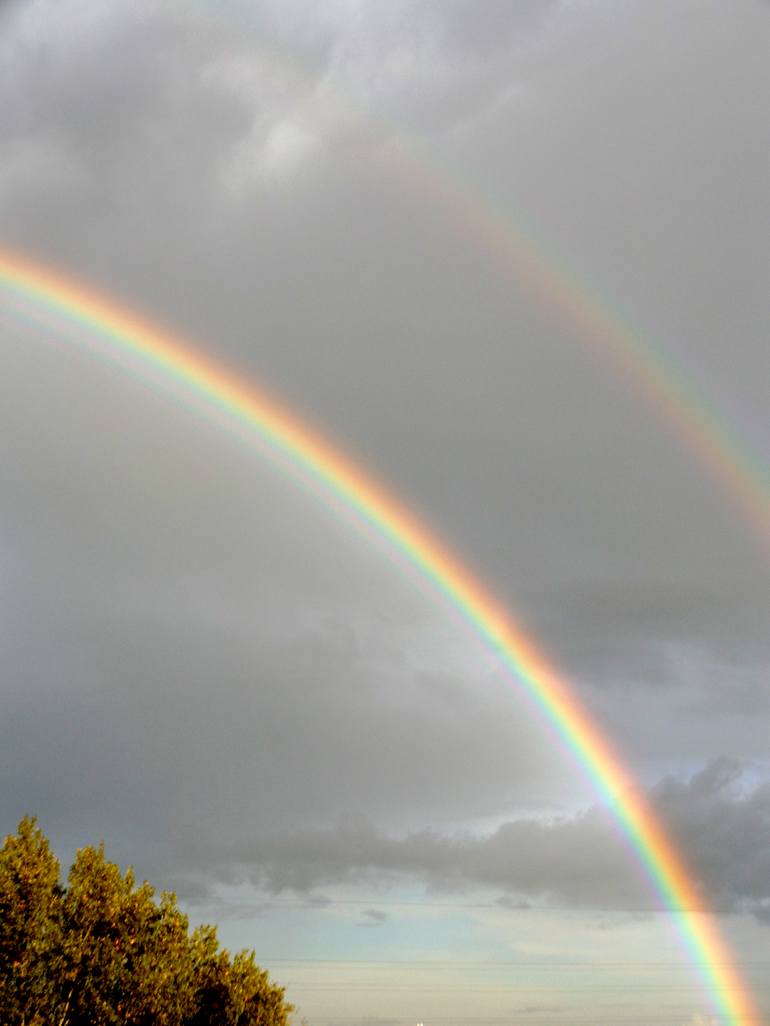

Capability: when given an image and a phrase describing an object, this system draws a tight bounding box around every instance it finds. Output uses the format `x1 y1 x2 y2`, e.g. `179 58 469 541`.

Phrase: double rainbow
0 248 761 1025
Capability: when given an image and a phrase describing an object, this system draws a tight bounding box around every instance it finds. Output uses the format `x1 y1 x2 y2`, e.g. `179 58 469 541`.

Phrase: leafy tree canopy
0 817 295 1026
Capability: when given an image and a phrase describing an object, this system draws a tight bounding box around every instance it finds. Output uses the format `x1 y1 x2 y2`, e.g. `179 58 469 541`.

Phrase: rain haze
1 1 768 1024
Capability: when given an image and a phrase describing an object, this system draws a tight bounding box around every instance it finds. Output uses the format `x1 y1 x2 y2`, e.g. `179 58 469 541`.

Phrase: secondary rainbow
102 1 770 551
0 248 761 1026
379 139 770 556
155 5 770 550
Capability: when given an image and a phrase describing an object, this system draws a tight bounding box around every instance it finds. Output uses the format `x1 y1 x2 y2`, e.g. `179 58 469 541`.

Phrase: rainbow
378 139 770 556
0 248 761 1025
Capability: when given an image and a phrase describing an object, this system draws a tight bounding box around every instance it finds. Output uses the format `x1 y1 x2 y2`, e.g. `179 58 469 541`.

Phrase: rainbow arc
0 248 762 1025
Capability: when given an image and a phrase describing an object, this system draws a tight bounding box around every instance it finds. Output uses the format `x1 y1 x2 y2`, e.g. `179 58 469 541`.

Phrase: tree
0 818 295 1026
0 816 63 1025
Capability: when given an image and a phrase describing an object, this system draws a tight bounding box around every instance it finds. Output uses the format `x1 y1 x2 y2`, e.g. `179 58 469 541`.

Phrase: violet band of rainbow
0 248 761 1026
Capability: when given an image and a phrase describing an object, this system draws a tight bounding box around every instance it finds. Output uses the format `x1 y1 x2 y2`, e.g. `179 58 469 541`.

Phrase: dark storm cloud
0 0 768 919
222 761 770 921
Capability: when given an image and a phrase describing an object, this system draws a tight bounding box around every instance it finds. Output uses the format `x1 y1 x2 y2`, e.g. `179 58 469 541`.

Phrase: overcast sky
1 2 769 1024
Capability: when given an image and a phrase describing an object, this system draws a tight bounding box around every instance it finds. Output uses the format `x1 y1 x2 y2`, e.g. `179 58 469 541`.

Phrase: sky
0 1 769 1024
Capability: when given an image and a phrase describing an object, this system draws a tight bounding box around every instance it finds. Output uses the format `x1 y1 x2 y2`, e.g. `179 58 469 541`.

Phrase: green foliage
0 816 62 1025
0 818 295 1026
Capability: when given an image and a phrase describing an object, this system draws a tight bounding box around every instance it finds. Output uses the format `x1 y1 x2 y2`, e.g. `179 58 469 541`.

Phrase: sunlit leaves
0 817 294 1026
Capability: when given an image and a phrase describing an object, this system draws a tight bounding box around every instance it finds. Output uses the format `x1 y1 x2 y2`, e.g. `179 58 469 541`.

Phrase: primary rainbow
0 248 761 1025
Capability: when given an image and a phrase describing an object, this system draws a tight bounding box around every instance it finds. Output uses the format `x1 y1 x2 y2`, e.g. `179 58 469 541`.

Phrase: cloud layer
198 760 770 923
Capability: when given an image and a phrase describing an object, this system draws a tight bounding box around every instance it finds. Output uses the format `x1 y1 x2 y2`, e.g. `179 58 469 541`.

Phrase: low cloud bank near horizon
202 760 770 923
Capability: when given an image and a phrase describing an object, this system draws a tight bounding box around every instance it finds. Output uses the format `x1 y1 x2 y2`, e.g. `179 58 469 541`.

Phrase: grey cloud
654 760 770 922
0 3 257 240
233 808 637 905
305 1 561 135
358 907 388 927
0 0 558 228
424 0 558 54
0 601 548 848
222 761 770 920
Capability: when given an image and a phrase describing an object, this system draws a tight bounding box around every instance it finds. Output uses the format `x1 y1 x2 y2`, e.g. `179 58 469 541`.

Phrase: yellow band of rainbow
0 248 761 1025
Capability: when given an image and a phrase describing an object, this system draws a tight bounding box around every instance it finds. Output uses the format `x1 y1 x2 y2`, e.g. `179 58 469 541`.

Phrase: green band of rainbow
0 249 761 1025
